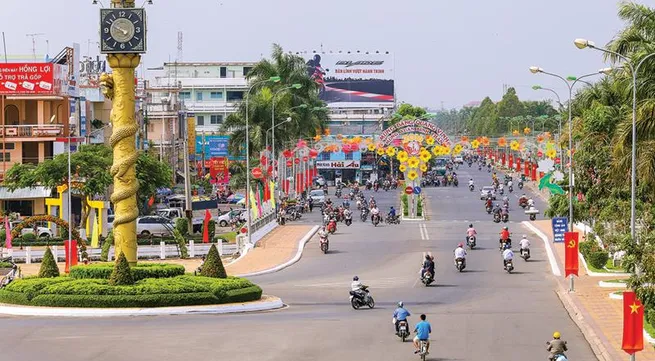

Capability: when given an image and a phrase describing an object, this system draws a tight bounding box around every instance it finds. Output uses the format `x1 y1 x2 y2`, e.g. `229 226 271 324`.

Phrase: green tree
109 252 134 286
496 87 525 118
200 243 227 278
136 151 172 215
389 103 428 125
38 246 60 278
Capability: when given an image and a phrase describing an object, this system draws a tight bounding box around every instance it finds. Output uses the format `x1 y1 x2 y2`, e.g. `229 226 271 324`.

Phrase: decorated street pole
99 0 147 265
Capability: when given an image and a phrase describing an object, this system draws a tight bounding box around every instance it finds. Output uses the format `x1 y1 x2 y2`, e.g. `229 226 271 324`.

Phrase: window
210 92 223 99
318 152 330 161
0 153 10 162
345 152 354 160
0 143 15 150
179 92 191 100
4 200 33 216
243 67 252 76
220 67 227 78
227 91 244 101
196 92 203 101
197 115 205 126
210 115 223 125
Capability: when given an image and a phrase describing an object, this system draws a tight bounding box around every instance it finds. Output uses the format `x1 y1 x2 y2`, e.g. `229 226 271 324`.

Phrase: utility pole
26 33 45 61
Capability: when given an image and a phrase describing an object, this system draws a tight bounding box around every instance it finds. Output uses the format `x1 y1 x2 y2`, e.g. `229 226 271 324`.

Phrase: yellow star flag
269 180 276 208
90 217 100 248
249 189 258 219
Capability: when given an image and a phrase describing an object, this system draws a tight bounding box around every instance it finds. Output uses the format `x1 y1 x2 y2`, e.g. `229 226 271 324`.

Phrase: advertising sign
552 217 568 243
187 115 196 158
196 135 230 159
304 53 394 105
316 160 360 169
79 98 87 137
209 157 229 184
0 63 64 95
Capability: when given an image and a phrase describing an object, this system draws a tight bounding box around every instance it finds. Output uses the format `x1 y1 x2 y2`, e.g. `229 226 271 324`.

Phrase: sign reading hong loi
316 160 361 169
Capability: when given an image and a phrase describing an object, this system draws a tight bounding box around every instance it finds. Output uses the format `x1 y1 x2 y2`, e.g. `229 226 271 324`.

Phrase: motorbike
360 209 369 222
397 319 410 342
466 235 476 249
493 212 501 223
344 214 353 226
372 213 381 227
519 198 528 209
349 286 375 309
417 339 429 361
455 257 466 272
386 214 400 224
546 342 568 361
505 259 514 273
501 213 509 223
468 162 472 167
469 184 474 192
518 180 524 189
320 234 329 254
486 204 493 214
508 185 513 193
499 239 512 251
520 247 530 261
327 220 337 234
421 271 434 286
499 187 504 195
453 178 459 187
349 191 355 201
478 165 482 171
335 189 342 198
277 213 286 225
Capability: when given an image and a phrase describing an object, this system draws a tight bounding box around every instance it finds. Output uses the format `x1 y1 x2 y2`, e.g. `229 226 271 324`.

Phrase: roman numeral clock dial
100 8 147 54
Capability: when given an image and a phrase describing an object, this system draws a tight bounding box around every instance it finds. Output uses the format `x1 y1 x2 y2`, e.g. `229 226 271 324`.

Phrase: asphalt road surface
2 164 598 361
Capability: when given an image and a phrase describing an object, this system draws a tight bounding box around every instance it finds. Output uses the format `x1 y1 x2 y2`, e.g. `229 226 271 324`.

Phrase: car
309 189 326 205
454 156 464 164
313 176 326 187
136 216 174 237
217 209 246 227
480 186 496 200
11 221 53 239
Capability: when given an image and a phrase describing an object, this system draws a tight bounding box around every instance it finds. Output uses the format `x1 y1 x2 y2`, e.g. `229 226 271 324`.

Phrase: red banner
209 157 229 184
531 163 537 181
64 240 78 273
0 63 67 95
516 158 521 172
564 232 579 277
623 291 644 355
202 209 211 243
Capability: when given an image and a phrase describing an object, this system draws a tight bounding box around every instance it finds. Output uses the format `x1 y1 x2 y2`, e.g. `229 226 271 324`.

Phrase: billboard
0 63 68 95
305 53 394 105
316 160 361 169
196 135 229 159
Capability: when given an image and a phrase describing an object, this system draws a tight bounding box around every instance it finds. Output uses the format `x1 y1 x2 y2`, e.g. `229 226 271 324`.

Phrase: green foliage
21 233 36 242
401 194 409 216
70 262 185 280
201 244 227 278
109 252 134 286
0 275 261 308
175 217 189 236
0 261 13 268
172 229 189 259
389 103 428 125
579 240 597 258
587 249 610 270
136 152 172 215
204 220 217 241
38 247 60 278
497 87 525 118
100 230 113 262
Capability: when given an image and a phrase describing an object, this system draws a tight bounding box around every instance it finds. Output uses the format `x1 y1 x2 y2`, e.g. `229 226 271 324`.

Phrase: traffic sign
240 226 248 234
251 167 263 179
404 186 413 195
552 217 568 243
413 186 421 195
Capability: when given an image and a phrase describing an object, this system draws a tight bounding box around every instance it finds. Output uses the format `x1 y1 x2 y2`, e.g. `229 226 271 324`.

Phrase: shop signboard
316 160 360 169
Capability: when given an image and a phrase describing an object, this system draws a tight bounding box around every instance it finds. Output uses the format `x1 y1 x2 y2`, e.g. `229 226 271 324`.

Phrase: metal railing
0 124 67 138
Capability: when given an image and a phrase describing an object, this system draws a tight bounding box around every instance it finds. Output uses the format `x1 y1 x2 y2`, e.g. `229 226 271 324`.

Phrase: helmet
458 243 464 248
469 224 473 228
398 301 404 307
425 254 431 260
522 235 527 238
503 226 508 230
353 276 359 281
553 331 561 339
504 243 512 250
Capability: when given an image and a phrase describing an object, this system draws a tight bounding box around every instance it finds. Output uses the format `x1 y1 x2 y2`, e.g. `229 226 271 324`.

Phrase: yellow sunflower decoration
471 139 480 149
386 146 397 157
443 146 452 155
407 157 420 168
365 137 373 144
512 130 520 136
425 135 435 146
432 146 441 156
453 144 463 155
420 164 428 172
399 164 407 172
544 132 552 139
546 148 557 159
367 143 376 151
419 150 432 163
352 136 362 144
523 127 531 135
376 147 385 156
407 170 418 181
397 150 409 162
498 137 507 147
510 140 520 151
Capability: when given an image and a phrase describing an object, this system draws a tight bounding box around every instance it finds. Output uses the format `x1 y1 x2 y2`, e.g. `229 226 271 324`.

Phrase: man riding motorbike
392 301 411 334
519 194 528 207
502 243 514 269
454 243 467 268
351 276 368 299
546 331 568 361
387 206 397 223
519 235 531 258
499 226 511 248
527 198 535 208
421 254 435 280
371 205 381 223
466 224 477 244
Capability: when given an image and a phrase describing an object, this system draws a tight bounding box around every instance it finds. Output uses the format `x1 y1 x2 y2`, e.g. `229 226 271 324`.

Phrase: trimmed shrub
201 244 226 278
30 293 218 308
172 229 189 259
100 230 114 262
38 247 60 278
0 290 30 305
587 249 610 270
175 218 189 236
225 285 263 303
579 240 597 257
0 261 13 268
0 229 6 242
109 252 134 286
22 233 36 242
70 263 185 281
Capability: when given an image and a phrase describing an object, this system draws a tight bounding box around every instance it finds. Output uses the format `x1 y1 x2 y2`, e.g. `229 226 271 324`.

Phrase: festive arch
11 215 88 253
379 120 452 147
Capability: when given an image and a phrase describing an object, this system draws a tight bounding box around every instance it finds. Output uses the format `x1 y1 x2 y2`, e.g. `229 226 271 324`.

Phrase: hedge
70 263 185 281
0 275 262 308
0 261 14 268
579 240 609 270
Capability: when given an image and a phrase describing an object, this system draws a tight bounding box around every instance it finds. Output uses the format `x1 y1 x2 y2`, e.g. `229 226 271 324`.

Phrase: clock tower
99 0 147 265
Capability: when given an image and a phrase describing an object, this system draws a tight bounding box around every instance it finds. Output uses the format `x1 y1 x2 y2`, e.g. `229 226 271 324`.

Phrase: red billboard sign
209 157 229 184
0 63 68 95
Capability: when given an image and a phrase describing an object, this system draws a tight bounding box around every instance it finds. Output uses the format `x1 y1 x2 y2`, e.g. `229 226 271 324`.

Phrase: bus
434 156 450 176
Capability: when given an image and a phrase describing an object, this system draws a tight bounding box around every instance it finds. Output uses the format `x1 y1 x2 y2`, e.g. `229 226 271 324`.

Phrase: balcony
0 124 72 139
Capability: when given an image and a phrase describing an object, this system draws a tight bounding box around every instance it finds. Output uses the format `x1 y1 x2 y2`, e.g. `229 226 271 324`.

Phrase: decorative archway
379 120 451 147
11 215 88 256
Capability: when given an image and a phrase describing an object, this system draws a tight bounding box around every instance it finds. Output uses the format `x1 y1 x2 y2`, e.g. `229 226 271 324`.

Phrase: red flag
564 232 579 277
202 209 211 243
148 196 155 207
264 181 270 202
622 291 644 354
64 240 78 273
4 217 12 249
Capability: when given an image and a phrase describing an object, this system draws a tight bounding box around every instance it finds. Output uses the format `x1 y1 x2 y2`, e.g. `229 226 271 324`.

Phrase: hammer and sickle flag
564 232 579 277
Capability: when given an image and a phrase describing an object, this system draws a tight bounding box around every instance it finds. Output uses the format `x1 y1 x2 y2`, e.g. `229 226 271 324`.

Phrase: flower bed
401 194 423 217
0 275 262 308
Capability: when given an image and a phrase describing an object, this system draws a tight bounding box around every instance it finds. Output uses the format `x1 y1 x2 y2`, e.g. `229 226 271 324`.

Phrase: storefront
317 160 360 184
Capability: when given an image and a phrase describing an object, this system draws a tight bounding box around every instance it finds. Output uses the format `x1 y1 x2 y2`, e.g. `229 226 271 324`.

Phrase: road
2 164 597 361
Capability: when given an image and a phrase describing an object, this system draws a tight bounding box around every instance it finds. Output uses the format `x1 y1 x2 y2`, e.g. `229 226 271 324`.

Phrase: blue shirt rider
393 301 411 333
388 206 397 218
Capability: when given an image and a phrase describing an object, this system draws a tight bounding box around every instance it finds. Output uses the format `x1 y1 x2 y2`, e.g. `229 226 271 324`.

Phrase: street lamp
532 85 563 160
271 84 302 184
574 38 655 251
245 75 281 245
265 117 293 159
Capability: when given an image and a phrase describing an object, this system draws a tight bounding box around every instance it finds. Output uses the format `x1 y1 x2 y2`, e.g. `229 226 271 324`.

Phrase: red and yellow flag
622 291 644 355
564 232 579 277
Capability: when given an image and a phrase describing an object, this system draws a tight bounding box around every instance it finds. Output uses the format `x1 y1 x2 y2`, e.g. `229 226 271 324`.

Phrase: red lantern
267 166 273 175
283 149 293 158
252 167 263 179
286 160 293 167
555 158 561 164
260 155 267 165
537 151 543 158
302 156 308 162
309 149 319 158
294 158 300 164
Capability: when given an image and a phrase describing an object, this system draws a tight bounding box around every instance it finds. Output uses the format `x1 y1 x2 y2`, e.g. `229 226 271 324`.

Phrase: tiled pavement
530 220 655 360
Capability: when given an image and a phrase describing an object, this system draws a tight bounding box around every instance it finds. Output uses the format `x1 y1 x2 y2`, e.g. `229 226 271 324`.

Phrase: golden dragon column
101 54 140 265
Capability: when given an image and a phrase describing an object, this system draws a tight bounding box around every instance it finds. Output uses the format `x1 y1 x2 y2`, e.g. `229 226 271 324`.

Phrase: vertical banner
4 217 12 249
187 114 196 158
202 209 211 243
509 154 513 167
531 163 537 181
209 157 229 184
564 231 579 277
269 180 276 210
622 291 644 355
64 240 78 273
91 217 100 248
516 158 521 172
249 189 257 220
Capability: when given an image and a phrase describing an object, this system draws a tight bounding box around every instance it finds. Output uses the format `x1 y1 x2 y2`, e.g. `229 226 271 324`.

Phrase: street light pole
271 84 302 184
532 85 564 161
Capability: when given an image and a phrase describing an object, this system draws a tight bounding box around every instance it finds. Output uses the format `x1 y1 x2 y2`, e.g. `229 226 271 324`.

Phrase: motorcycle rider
413 314 432 355
454 243 467 268
501 204 510 219
466 223 477 243
343 207 352 220
519 235 531 257
421 254 435 280
468 178 474 188
393 301 411 334
371 205 381 223
519 193 528 206
502 243 514 269
388 206 397 221
351 276 367 300
527 198 535 208
500 226 511 248
547 331 568 360
485 197 493 210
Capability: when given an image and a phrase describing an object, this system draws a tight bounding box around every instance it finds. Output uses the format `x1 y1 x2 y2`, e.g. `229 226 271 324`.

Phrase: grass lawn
612 291 625 296
604 279 628 283
217 231 237 244
585 257 626 273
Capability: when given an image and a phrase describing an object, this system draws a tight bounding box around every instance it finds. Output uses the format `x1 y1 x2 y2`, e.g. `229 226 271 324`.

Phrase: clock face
100 8 146 54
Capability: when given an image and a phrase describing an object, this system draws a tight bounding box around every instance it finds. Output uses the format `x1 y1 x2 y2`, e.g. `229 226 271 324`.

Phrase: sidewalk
530 220 655 360
226 225 314 276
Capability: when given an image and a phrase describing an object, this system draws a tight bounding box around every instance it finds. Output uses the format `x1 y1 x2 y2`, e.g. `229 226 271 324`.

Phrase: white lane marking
421 224 429 240
522 221 561 276
419 224 427 240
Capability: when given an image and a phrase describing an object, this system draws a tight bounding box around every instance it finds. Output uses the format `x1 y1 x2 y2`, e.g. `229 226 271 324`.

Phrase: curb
598 280 627 288
608 291 624 300
235 225 320 278
521 221 561 276
0 296 284 317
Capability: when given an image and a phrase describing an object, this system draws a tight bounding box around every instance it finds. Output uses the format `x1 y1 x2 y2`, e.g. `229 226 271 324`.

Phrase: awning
0 186 52 200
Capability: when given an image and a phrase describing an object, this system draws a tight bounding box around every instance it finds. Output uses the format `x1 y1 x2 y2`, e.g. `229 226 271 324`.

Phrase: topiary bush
172 229 189 259
109 252 134 286
38 247 60 278
22 232 36 242
579 240 597 257
175 218 189 236
0 261 13 268
200 244 227 278
70 263 185 280
207 220 216 241
588 248 610 270
100 230 114 262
